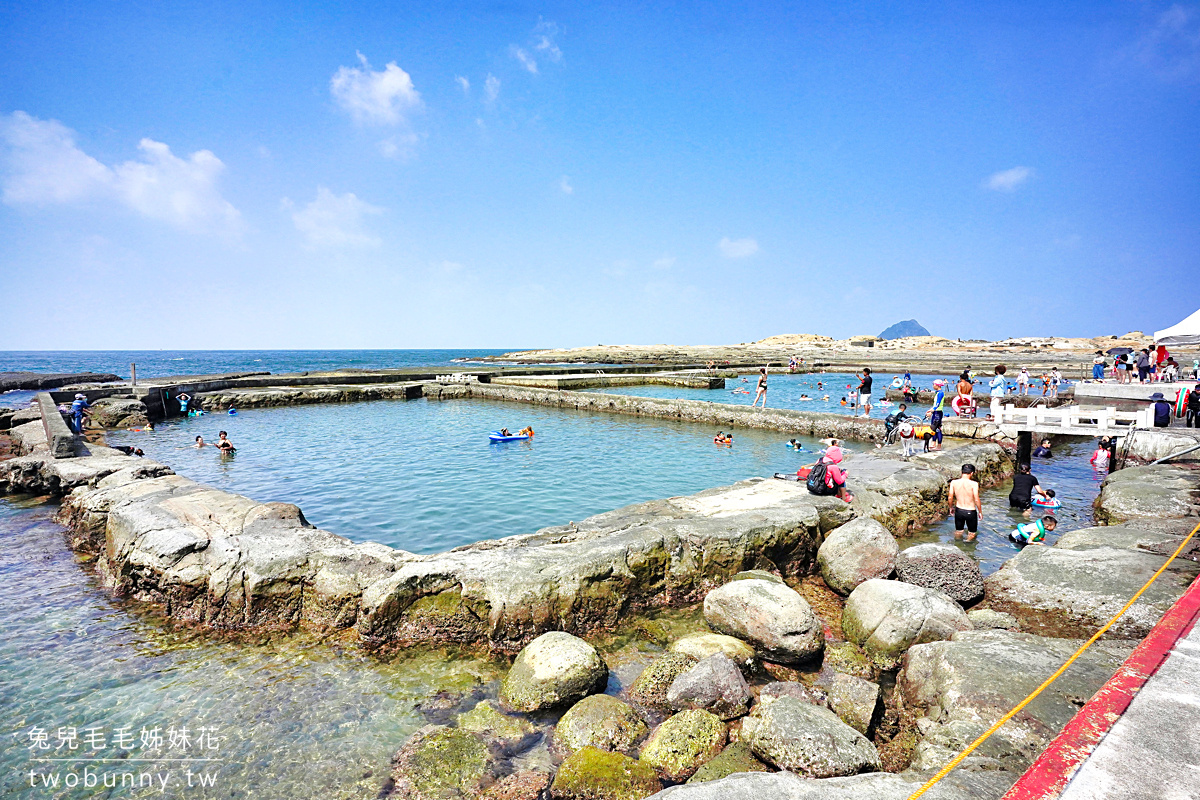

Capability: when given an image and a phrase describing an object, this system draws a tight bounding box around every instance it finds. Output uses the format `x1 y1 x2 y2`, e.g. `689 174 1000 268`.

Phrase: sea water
108 399 826 553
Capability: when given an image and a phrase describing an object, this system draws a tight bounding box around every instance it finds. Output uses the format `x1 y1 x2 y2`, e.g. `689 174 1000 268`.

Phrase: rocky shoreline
4 379 1199 800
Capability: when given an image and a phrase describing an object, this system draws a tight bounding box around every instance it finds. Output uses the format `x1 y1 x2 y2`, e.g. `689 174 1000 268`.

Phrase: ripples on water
109 399 828 553
0 497 506 799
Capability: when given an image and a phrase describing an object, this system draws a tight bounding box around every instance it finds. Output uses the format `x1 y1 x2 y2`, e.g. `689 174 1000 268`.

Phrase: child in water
1010 516 1056 546
1090 442 1110 469
840 397 847 406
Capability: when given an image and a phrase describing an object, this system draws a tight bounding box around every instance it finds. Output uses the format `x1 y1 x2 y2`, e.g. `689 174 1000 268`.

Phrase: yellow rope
906 518 1200 800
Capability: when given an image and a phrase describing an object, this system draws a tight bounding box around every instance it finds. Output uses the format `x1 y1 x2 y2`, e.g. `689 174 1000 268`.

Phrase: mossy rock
457 700 537 749
822 642 874 680
390 725 492 800
686 742 770 783
500 632 609 713
639 709 727 781
550 746 662 800
669 633 757 672
628 653 697 707
556 694 648 754
730 570 785 584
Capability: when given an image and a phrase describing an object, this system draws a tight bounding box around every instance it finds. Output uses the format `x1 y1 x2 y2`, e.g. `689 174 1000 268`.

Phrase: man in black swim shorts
948 464 981 541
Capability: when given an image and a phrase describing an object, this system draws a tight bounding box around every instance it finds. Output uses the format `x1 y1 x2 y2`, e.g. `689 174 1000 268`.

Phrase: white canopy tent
1154 309 1200 346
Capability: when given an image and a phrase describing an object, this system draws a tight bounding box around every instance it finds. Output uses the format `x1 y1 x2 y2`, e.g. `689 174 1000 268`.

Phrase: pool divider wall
0 423 1012 651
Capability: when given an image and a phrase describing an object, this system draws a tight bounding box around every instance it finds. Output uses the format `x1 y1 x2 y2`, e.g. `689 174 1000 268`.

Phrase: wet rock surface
456 700 538 751
900 630 1132 773
894 544 984 606
668 633 757 672
89 398 149 429
703 578 824 664
629 653 698 708
747 695 881 777
500 632 608 713
821 672 881 735
842 579 972 668
684 742 768 784
389 725 493 800
818 517 899 595
1094 464 1200 523
666 653 752 720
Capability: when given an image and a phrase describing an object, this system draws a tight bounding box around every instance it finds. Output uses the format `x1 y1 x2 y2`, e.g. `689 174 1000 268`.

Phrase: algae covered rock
841 579 971 668
894 543 983 606
629 653 697 707
669 633 757 672
747 696 881 778
685 742 769 784
966 609 1019 631
500 631 608 713
756 681 827 711
821 642 874 680
556 694 648 754
550 746 662 800
666 653 752 720
703 579 824 664
817 518 898 595
822 673 880 735
390 724 492 800
639 709 728 781
481 770 551 800
457 700 537 750
89 398 149 429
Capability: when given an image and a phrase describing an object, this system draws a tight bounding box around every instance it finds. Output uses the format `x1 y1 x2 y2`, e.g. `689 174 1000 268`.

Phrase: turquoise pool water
584 371 969 419
903 440 1106 575
108 399 826 553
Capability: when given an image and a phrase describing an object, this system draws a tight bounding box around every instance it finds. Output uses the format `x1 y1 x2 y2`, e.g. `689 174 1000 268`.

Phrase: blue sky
1 1 1197 350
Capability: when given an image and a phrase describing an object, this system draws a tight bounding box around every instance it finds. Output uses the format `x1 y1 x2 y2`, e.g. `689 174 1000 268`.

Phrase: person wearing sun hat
70 393 90 434
1149 392 1172 428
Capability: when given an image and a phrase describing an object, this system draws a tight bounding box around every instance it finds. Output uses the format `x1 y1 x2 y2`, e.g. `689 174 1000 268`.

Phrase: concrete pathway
1057 620 1200 800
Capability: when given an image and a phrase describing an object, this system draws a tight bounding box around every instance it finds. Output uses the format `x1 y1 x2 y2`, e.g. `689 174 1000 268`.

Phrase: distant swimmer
714 431 733 445
519 426 535 437
215 431 236 453
786 439 803 449
799 394 812 400
194 435 206 448
948 464 982 542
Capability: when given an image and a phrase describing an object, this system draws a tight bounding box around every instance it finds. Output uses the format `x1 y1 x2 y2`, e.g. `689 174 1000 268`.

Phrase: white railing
435 374 479 384
995 403 1154 433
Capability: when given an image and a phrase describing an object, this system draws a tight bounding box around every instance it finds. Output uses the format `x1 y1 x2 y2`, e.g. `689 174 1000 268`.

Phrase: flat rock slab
0 372 121 391
1094 464 1200 523
900 630 1133 773
649 769 1016 800
983 530 1199 639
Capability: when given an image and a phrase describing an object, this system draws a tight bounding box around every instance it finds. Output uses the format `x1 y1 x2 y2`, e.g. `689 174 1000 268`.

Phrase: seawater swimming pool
108 398 827 553
584 371 969 419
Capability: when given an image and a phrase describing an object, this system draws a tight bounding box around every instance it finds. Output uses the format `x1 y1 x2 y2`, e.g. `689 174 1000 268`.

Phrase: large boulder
556 694 648 754
89 398 149 429
666 654 752 720
900 630 1133 773
646 769 1016 799
893 544 984 606
1094 463 1200 523
629 653 697 708
669 633 757 672
500 632 608 713
841 579 971 668
389 725 493 800
551 746 662 800
703 579 824 664
817 518 899 595
639 709 727 781
983 535 1199 638
747 696 881 778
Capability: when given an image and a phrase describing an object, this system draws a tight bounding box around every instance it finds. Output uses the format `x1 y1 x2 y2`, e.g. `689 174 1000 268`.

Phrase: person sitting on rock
1010 515 1056 546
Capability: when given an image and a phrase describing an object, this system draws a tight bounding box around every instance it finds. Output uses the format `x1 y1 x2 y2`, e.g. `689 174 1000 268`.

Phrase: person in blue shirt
70 393 90 434
1150 392 1173 427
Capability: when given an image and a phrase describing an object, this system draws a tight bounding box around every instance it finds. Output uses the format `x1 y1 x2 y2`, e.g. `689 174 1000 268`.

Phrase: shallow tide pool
108 398 827 553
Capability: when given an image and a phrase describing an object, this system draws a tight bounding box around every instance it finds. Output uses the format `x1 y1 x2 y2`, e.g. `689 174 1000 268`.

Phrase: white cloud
455 76 470 93
330 52 422 126
718 237 759 259
511 46 538 74
653 255 676 270
534 19 563 63
559 175 574 194
287 187 383 248
378 132 420 160
984 166 1034 192
0 111 242 233
484 74 501 103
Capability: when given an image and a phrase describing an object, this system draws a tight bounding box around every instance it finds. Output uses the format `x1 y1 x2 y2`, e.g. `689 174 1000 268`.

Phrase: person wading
948 463 982 542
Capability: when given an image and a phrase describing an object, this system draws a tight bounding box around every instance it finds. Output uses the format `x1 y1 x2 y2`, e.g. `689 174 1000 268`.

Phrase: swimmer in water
194 435 206 448
799 394 811 400
519 426 534 437
215 431 236 453
840 397 847 406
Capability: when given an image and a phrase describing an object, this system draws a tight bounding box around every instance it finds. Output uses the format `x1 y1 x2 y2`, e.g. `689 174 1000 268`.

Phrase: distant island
878 319 931 340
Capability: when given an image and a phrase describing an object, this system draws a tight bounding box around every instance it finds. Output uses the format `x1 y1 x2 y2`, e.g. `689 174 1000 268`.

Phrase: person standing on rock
70 393 90 434
856 369 874 418
1016 367 1030 395
948 464 982 542
752 367 768 408
988 366 1007 420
